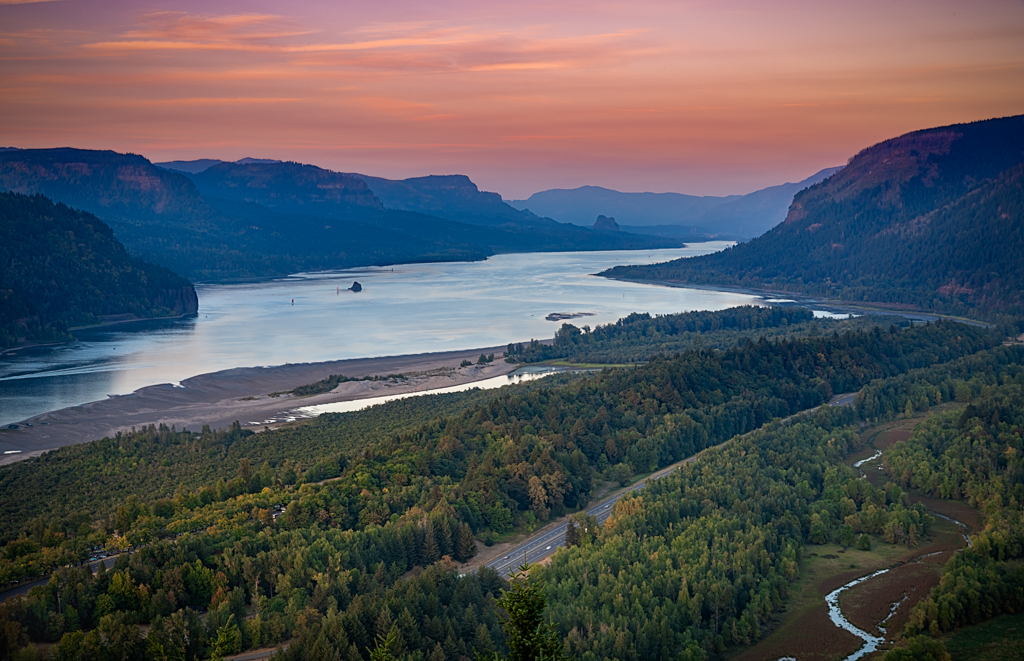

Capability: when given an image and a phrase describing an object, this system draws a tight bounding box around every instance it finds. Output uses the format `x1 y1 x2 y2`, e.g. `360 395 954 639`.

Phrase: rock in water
594 215 620 232
349 281 362 292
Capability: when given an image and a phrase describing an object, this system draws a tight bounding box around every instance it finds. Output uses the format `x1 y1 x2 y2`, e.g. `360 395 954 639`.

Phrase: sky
1 0 1023 199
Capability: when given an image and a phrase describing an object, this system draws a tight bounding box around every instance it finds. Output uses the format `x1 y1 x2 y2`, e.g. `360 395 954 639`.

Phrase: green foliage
284 373 408 397
209 615 241 661
0 192 195 349
892 381 1024 638
539 405 925 659
0 319 996 586
884 635 950 661
0 313 1007 661
509 306 889 365
487 566 567 661
943 611 1024 661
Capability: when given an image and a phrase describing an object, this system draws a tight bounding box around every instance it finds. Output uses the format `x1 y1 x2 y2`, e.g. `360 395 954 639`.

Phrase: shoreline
599 276 993 328
0 345 519 464
1 312 199 356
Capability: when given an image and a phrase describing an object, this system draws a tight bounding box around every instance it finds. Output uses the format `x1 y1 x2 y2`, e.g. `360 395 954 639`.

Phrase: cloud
79 11 651 78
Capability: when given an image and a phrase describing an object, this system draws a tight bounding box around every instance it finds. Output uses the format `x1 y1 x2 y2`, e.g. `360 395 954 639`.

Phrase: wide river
0 244 766 427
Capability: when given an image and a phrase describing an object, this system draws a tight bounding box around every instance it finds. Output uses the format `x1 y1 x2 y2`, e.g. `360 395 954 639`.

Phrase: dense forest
0 193 197 349
0 150 675 281
0 319 996 559
602 115 1024 319
508 306 883 365
889 383 1024 638
0 313 1009 661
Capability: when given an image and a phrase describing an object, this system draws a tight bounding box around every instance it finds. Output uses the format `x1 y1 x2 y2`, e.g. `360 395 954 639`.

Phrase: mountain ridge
601 115 1024 318
0 148 678 281
509 167 841 238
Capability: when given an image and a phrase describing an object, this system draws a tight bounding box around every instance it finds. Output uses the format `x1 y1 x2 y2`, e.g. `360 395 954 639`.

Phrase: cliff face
158 285 200 316
189 162 384 212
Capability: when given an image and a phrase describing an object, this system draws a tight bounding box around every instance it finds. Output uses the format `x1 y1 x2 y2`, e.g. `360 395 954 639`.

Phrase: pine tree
484 566 568 661
455 523 476 562
421 522 440 565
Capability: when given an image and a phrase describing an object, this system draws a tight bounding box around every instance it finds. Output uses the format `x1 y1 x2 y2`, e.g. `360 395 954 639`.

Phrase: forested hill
602 115 1024 318
0 193 198 349
0 148 676 281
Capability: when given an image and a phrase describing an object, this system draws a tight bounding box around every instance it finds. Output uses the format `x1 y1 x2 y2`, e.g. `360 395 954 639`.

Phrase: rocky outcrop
349 281 362 292
158 286 200 316
594 215 620 232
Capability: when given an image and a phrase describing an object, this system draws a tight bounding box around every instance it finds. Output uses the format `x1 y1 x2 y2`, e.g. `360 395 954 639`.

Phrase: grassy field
944 611 1024 661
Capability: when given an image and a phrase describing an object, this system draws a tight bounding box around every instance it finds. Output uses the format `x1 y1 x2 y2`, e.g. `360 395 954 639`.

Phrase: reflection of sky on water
0 244 763 425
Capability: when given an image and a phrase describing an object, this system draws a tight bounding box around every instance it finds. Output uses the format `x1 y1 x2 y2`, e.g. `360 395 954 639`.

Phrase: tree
883 635 950 661
564 521 580 548
485 565 568 661
369 626 400 661
857 533 872 551
209 615 240 661
839 524 856 548
455 522 476 562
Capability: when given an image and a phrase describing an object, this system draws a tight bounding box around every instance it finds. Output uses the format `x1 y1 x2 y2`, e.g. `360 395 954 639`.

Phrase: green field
944 611 1024 661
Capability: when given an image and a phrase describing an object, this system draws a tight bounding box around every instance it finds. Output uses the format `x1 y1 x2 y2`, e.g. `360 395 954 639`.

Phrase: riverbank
1 311 201 356
0 346 516 464
600 276 994 328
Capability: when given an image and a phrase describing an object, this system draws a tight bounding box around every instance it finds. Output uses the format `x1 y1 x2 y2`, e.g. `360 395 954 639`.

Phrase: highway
483 391 858 577
484 461 679 576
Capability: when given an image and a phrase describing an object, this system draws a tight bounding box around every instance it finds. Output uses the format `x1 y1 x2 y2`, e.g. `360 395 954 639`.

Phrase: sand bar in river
0 345 514 464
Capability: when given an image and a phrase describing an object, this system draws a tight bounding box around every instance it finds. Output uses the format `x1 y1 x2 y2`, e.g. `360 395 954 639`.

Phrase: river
1 244 772 427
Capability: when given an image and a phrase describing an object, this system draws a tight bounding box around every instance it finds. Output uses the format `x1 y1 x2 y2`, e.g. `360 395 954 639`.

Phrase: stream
824 442 973 660
825 569 891 661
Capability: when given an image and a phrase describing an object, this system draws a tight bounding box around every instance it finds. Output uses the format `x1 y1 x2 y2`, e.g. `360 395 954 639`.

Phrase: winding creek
825 569 891 661
824 438 974 660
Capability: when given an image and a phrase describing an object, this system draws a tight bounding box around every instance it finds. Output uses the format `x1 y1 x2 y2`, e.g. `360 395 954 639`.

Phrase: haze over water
0 244 763 426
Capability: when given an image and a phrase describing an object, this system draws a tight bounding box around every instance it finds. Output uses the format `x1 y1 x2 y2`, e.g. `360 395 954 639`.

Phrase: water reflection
287 366 568 422
1 244 761 425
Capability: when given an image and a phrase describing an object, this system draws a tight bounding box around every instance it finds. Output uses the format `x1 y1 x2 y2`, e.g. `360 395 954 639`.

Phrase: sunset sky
2 0 1023 198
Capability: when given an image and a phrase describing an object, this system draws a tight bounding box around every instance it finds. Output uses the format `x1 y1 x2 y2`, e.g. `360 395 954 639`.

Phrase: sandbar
0 346 515 464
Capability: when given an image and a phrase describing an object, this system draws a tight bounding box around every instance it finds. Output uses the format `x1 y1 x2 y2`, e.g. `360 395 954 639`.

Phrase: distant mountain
510 168 842 239
155 157 282 174
188 161 384 212
509 186 737 228
688 167 842 237
355 174 545 227
0 149 677 281
0 192 197 349
602 115 1024 317
156 158 226 174
184 161 678 253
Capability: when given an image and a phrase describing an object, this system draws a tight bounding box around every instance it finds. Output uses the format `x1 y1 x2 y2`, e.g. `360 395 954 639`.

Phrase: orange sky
1 0 1023 198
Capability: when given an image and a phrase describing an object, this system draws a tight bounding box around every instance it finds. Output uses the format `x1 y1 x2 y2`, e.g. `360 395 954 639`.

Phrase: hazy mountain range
509 167 842 239
602 115 1024 317
0 150 676 281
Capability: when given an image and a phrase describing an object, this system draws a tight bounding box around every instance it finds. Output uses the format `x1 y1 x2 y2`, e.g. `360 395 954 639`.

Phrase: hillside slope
602 115 1024 317
0 192 198 349
688 166 843 237
0 149 676 281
